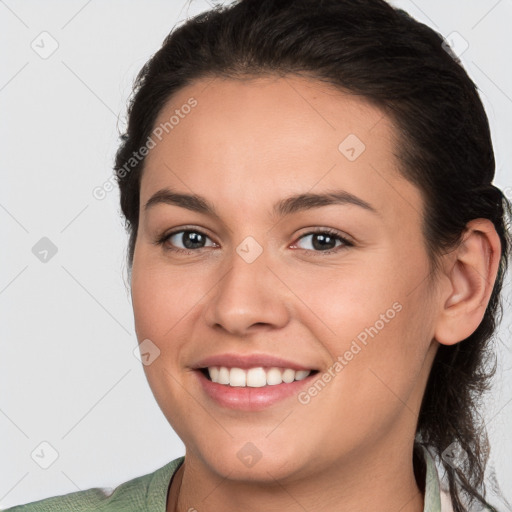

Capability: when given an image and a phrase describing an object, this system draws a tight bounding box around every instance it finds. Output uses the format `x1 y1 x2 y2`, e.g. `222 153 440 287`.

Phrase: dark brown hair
114 1 512 510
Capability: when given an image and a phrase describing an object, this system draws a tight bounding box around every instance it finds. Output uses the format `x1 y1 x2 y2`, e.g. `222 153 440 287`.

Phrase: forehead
147 74 391 163
140 74 422 224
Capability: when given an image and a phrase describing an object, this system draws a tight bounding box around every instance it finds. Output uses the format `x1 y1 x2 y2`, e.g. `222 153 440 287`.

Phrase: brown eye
169 230 209 250
156 228 217 254
294 229 353 254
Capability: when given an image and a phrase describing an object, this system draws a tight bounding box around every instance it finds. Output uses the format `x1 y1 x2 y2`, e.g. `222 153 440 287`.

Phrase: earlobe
434 218 501 346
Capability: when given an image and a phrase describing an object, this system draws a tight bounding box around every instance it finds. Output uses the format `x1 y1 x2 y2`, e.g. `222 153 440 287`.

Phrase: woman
5 0 511 511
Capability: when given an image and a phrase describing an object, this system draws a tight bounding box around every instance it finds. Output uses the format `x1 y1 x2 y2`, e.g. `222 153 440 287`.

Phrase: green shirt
0 446 467 511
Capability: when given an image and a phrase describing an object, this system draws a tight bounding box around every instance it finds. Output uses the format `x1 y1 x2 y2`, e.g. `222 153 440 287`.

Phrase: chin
189 437 314 483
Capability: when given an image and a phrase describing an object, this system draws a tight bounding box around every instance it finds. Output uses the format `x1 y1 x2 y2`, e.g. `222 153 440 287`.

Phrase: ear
434 218 501 346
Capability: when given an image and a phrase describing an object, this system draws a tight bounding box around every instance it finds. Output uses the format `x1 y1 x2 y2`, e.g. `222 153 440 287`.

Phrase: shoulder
2 456 185 512
419 444 494 512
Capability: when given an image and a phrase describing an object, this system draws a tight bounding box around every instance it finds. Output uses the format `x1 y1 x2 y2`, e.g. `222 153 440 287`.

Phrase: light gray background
1 0 511 508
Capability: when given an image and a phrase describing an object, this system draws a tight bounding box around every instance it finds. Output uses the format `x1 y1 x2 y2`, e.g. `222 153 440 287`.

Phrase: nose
203 246 291 336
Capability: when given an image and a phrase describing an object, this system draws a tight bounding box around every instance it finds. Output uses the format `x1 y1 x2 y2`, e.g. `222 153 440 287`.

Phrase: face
130 74 440 482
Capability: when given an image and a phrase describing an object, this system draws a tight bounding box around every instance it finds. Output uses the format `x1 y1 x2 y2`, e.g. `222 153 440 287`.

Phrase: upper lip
192 353 317 371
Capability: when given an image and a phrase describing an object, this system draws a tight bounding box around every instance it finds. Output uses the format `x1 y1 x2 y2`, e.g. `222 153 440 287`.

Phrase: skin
129 74 501 512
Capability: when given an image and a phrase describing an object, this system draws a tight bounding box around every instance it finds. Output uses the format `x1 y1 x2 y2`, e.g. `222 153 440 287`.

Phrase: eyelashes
154 226 354 256
156 229 216 254
294 229 354 253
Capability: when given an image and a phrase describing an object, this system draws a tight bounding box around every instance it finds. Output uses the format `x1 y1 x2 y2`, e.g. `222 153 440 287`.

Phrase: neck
168 438 425 512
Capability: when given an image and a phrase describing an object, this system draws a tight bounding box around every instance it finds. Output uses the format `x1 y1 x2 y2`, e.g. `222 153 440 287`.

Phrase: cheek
131 259 201 342
283 256 403 341
290 252 433 399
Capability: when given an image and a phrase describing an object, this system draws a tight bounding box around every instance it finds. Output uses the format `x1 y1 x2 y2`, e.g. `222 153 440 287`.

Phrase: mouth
197 366 320 387
194 365 321 411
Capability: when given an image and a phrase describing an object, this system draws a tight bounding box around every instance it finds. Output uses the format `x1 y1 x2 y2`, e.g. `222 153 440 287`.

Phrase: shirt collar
419 444 442 512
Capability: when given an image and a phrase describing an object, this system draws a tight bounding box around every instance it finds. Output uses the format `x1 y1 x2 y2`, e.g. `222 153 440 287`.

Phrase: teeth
246 367 266 387
206 366 312 387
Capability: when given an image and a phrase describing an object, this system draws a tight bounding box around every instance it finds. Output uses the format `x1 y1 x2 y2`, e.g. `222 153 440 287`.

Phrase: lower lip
194 369 317 411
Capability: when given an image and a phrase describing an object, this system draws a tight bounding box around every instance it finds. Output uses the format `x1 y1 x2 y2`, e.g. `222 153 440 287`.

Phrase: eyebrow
143 187 379 218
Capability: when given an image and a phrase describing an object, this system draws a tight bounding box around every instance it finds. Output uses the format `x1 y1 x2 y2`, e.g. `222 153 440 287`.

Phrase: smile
195 366 320 411
203 366 314 387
